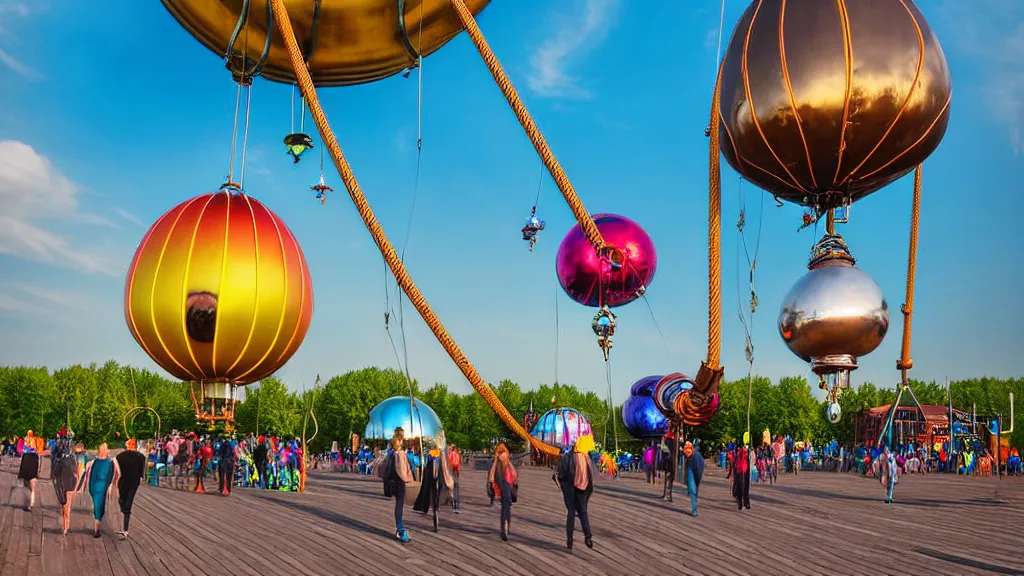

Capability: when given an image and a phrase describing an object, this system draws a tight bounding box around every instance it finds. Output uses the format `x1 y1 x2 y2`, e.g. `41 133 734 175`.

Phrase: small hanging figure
310 174 333 205
591 305 617 360
521 206 546 251
284 133 314 164
798 210 816 231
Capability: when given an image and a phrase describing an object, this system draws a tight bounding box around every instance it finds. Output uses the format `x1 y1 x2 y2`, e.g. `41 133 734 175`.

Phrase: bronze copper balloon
161 0 491 86
718 0 952 209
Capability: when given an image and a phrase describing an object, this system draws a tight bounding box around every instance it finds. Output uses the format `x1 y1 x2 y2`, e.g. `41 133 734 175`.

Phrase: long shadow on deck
767 483 1008 508
250 491 395 539
915 548 1024 575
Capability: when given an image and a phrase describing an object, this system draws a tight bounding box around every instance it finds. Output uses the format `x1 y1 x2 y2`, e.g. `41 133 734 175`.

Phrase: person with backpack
489 443 518 541
447 444 462 513
728 434 752 510
381 428 414 542
555 434 597 551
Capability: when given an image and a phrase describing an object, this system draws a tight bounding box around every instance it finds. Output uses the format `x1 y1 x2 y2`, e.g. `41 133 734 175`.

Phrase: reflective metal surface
622 376 669 439
364 396 446 450
125 191 313 385
778 259 889 366
718 0 952 208
161 0 491 87
556 214 657 308
649 373 720 426
530 408 592 449
826 402 842 424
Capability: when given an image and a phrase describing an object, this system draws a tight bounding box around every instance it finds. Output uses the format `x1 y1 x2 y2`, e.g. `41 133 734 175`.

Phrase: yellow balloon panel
161 0 491 86
125 192 313 385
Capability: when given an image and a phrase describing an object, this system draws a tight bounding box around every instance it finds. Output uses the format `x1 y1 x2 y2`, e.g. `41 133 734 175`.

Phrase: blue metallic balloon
623 376 669 439
364 396 446 450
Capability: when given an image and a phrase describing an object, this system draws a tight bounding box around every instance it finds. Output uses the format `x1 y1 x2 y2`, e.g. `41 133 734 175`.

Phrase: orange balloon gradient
124 191 313 385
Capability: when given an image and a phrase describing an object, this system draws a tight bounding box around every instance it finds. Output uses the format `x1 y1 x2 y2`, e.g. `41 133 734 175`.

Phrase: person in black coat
554 435 597 550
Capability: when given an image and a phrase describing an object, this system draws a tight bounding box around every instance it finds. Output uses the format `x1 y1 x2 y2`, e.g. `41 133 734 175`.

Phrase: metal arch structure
123 406 162 440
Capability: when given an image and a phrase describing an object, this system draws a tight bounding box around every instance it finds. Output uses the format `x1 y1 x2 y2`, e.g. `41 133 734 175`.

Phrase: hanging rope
706 64 725 370
269 0 560 456
897 166 923 385
604 359 614 450
239 84 254 189
641 294 672 361
735 177 764 438
448 0 605 251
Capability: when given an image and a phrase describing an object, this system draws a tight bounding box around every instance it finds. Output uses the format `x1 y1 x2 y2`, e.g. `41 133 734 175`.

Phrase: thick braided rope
898 165 922 378
449 0 606 251
268 0 560 456
707 65 725 369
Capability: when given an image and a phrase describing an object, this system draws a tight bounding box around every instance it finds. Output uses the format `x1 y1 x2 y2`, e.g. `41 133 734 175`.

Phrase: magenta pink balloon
555 214 657 308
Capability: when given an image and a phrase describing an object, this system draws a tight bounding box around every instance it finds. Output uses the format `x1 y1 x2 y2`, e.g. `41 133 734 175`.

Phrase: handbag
510 482 519 503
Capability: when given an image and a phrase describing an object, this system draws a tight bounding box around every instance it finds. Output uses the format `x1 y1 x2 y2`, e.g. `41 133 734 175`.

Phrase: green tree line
0 362 1019 451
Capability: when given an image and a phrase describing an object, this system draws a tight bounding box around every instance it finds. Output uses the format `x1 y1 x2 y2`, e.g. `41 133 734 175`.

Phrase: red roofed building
854 403 972 448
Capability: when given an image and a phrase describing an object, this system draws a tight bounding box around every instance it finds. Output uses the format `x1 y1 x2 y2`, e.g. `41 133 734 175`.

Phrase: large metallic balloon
125 190 314 385
718 0 952 208
364 396 445 450
161 0 490 86
530 407 593 449
778 258 889 374
622 376 669 439
555 214 657 308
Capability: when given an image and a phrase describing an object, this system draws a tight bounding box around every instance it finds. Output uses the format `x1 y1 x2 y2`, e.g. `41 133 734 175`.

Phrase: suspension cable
735 177 764 438
641 293 672 361
553 282 560 385
239 83 253 189
448 0 605 251
226 83 243 183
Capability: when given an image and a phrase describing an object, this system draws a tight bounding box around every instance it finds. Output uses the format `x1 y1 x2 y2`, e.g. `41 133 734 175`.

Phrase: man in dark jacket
115 439 147 539
683 441 705 517
554 435 597 551
252 437 268 489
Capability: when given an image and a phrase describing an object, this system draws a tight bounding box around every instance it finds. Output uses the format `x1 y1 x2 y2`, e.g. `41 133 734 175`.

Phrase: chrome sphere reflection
622 376 669 439
555 214 657 308
778 260 889 373
827 402 842 424
364 396 445 450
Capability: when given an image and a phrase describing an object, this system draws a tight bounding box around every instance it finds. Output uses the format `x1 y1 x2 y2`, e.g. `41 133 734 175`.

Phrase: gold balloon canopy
161 0 490 86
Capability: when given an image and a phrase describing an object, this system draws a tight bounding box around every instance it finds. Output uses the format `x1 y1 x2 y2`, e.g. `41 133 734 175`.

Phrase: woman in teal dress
82 443 120 538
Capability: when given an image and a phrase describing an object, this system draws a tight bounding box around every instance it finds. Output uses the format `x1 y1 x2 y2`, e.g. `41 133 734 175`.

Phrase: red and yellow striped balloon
124 191 313 385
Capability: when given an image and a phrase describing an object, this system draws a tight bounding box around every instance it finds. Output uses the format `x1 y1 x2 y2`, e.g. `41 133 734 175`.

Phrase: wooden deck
2 457 1022 576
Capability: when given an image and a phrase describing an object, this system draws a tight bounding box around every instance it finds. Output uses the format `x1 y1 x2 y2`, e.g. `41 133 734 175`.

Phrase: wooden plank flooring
1 457 1022 575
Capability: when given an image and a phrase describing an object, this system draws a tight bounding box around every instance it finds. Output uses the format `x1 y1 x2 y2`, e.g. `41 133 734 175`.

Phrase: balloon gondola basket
191 382 239 431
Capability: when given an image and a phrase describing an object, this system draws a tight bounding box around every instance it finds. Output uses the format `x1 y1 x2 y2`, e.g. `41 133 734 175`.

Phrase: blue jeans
886 478 895 501
686 468 698 514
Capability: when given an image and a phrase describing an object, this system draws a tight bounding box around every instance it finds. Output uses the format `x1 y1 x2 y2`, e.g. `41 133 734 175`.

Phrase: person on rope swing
555 434 597 551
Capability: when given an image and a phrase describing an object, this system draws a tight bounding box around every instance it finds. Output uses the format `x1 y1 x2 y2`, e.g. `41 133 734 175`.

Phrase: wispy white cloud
528 0 620 99
938 0 1024 155
0 1 39 79
113 206 145 227
0 281 88 313
0 140 123 276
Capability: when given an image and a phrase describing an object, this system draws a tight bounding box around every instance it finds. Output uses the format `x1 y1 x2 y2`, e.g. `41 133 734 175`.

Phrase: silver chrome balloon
826 402 842 424
364 396 446 450
778 245 889 375
779 234 889 424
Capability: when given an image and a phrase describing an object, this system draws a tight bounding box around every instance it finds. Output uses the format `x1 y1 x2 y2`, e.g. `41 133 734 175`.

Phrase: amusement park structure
124 0 959 464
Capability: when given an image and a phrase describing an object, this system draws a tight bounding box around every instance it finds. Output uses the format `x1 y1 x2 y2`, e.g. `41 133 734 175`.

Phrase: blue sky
0 0 1021 403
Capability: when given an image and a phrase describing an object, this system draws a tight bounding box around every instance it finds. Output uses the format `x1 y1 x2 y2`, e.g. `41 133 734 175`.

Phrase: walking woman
413 446 455 532
115 439 146 539
384 428 414 542
728 439 751 510
489 443 518 541
51 432 78 535
82 443 120 538
17 430 41 512
555 434 597 550
880 446 898 504
683 441 705 517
